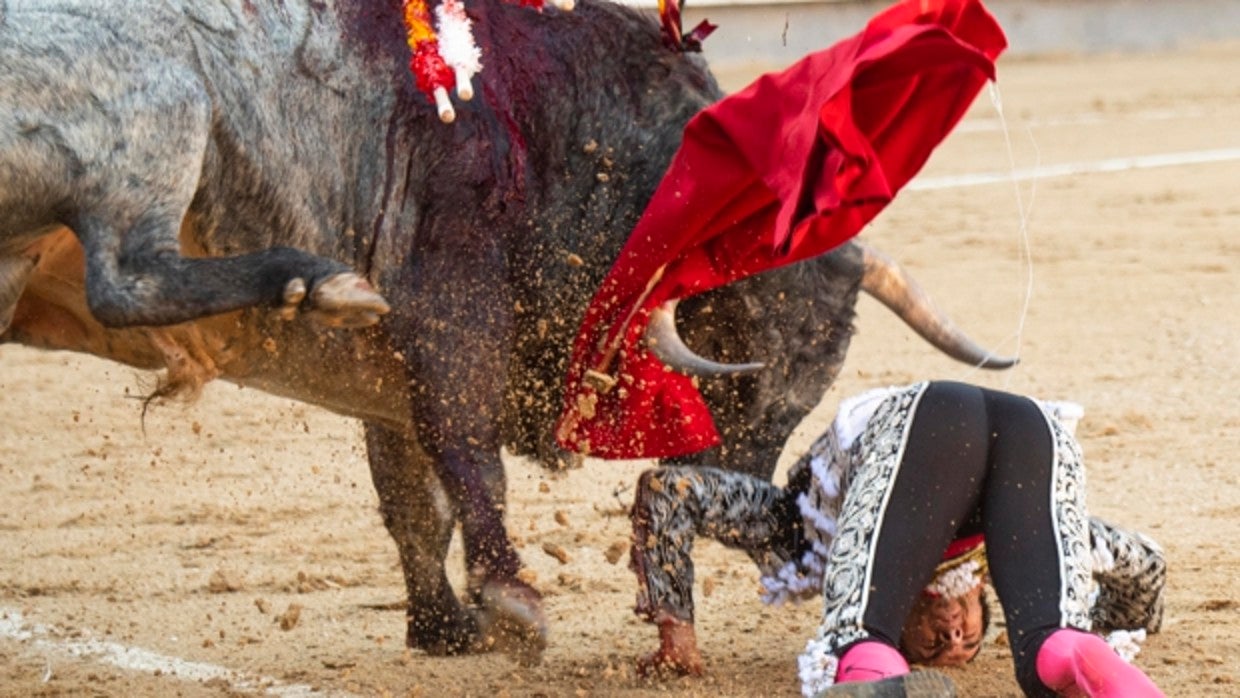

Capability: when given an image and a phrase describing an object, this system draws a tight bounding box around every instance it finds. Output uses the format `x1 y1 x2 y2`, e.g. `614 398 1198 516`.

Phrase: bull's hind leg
69 212 389 329
364 424 481 654
10 52 389 330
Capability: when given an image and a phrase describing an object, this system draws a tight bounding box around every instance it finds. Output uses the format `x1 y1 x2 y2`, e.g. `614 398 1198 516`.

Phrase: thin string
964 81 1039 386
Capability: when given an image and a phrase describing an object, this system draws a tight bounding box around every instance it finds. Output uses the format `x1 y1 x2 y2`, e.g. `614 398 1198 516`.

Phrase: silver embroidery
1043 410 1094 630
799 383 928 694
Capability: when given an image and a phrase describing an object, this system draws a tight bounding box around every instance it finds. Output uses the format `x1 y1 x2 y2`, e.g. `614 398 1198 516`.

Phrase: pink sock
835 640 910 684
1036 629 1164 698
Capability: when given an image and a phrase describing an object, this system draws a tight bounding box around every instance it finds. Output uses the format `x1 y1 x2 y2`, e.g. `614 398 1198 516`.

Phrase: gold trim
933 542 988 580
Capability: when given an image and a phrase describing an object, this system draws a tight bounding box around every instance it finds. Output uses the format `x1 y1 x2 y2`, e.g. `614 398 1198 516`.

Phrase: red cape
555 0 1007 459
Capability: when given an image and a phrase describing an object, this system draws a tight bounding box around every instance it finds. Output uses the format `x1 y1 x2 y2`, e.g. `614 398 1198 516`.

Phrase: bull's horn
644 300 765 376
858 242 1018 369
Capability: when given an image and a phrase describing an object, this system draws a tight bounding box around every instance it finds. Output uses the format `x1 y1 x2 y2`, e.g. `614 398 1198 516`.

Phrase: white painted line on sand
0 608 357 697
954 106 1212 134
908 147 1240 191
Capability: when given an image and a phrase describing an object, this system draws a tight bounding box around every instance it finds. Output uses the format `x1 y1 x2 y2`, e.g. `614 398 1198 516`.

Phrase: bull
0 0 1011 662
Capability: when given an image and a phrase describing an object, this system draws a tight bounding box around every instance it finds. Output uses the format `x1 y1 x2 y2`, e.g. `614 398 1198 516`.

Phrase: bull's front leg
399 246 546 664
436 441 546 665
364 424 480 655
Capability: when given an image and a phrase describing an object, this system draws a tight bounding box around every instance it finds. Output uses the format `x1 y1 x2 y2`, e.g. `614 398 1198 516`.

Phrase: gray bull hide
0 0 1011 662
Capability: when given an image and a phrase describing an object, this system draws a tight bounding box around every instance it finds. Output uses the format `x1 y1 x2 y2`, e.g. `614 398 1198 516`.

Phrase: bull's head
645 240 1017 377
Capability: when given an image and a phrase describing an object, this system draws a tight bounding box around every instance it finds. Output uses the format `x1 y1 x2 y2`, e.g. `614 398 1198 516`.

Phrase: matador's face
899 585 986 666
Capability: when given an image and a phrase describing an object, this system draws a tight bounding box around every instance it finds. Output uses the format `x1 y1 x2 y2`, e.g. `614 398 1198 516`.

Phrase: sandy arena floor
1 38 1237 698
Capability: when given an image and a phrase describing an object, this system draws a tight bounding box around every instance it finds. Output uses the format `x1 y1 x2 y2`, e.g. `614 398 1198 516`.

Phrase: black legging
859 381 1072 697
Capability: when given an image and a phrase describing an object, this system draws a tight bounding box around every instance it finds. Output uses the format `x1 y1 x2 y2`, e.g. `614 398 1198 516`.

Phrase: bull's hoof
407 613 480 657
289 273 390 328
473 577 548 666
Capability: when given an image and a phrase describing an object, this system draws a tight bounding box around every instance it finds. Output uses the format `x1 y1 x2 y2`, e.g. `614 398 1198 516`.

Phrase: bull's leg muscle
364 424 480 655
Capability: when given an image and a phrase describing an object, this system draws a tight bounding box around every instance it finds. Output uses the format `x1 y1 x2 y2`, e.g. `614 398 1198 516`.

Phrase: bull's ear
644 300 765 377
